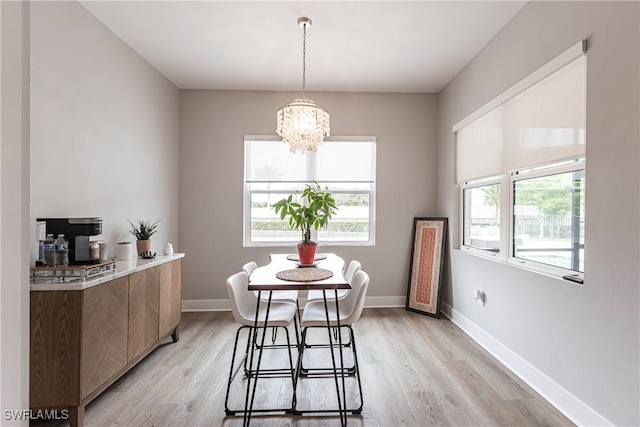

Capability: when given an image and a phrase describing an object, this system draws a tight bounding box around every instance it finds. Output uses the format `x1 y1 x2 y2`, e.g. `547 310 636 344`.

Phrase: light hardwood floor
38 308 573 427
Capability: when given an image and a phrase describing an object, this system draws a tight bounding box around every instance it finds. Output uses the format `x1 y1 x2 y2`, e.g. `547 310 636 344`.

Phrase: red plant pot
297 243 317 265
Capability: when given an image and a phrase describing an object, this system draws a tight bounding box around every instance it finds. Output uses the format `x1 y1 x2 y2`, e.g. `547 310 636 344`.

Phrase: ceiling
80 1 526 93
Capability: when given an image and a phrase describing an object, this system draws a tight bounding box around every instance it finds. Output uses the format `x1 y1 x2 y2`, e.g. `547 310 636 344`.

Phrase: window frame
460 175 508 262
243 136 376 248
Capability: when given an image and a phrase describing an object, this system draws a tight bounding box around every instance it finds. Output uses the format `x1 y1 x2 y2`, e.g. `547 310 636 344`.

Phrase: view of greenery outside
250 192 370 242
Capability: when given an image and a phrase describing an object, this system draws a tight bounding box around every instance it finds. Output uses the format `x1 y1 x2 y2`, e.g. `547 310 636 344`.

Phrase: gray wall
437 2 639 425
1 1 31 420
179 90 437 302
30 1 180 257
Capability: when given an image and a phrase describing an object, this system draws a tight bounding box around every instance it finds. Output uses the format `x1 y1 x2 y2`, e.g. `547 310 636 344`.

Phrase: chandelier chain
302 23 307 96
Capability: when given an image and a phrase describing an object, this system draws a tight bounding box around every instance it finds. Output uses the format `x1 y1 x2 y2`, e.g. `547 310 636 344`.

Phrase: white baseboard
182 295 406 312
182 299 229 312
364 295 406 307
441 302 612 427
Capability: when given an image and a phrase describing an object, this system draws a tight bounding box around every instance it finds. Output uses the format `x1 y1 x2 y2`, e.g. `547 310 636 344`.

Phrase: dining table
244 252 352 427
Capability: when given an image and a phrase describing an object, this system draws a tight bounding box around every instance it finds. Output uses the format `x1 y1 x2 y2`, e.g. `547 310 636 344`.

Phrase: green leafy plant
128 219 160 240
272 183 338 245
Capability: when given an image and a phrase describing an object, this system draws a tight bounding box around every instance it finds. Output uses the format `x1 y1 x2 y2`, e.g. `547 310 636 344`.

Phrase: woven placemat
276 268 333 282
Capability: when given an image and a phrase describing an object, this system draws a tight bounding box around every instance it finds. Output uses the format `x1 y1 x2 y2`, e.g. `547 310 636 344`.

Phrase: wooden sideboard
30 258 182 427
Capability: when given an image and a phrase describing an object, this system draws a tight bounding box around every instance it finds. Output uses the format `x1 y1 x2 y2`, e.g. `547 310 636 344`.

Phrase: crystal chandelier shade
276 98 330 153
276 17 330 154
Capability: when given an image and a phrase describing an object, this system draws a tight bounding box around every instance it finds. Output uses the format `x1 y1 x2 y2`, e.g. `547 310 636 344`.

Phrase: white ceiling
80 1 526 93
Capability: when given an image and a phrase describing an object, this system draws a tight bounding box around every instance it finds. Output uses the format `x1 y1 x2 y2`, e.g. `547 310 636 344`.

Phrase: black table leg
243 291 273 427
334 289 348 426
323 291 346 427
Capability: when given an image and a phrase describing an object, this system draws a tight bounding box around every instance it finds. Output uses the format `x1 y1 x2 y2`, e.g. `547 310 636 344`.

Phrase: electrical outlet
474 289 485 306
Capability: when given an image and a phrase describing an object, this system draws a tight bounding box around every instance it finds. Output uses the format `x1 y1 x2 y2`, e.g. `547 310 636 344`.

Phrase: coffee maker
37 217 103 265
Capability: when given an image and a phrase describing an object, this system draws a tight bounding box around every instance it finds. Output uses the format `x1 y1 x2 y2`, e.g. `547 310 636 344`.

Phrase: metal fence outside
471 217 578 239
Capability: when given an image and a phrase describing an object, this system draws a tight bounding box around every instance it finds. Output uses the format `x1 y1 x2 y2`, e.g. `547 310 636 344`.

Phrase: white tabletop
248 253 349 291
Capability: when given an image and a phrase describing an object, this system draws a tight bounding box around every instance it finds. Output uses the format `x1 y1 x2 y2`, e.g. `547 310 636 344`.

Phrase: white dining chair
241 261 257 275
242 261 299 305
224 271 297 416
242 260 301 343
306 260 361 303
296 270 370 414
305 260 361 345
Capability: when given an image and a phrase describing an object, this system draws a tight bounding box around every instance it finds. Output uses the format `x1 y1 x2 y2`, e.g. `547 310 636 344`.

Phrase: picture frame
406 217 448 318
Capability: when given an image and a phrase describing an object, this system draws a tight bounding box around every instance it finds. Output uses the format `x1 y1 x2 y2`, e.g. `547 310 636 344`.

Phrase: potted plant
272 183 337 265
128 219 160 257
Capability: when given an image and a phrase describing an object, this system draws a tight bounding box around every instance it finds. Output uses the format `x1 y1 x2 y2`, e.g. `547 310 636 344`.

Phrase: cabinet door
159 260 182 338
81 277 129 399
128 268 159 362
30 290 82 407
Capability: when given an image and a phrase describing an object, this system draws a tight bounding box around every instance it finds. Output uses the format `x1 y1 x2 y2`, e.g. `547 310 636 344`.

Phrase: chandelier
276 17 330 153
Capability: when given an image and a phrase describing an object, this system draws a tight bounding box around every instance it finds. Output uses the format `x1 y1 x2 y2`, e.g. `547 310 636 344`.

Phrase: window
461 160 586 277
455 41 587 280
244 136 376 247
462 178 504 257
512 162 585 273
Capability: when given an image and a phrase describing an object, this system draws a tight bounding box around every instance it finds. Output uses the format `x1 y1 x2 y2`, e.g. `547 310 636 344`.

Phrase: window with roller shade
455 41 586 279
244 137 376 247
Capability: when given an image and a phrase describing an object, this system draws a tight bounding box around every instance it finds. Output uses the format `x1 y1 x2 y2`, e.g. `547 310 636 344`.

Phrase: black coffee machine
37 217 103 265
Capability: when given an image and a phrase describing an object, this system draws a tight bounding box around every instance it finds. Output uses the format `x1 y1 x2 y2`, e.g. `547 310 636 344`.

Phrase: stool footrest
299 366 356 376
291 407 363 415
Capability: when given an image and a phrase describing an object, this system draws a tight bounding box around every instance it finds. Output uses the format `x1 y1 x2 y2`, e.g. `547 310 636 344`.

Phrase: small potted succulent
272 183 337 265
128 219 160 257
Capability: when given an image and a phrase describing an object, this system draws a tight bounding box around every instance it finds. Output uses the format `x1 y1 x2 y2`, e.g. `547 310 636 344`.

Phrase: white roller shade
455 41 586 183
245 138 306 182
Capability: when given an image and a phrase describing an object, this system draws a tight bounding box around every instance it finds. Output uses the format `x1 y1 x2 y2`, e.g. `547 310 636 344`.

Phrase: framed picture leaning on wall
406 217 448 318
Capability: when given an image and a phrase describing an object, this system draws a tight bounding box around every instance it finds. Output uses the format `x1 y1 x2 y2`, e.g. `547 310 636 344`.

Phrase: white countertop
30 253 185 291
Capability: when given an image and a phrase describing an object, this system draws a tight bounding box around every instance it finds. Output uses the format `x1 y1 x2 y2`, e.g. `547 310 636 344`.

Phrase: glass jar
98 242 107 261
90 241 100 260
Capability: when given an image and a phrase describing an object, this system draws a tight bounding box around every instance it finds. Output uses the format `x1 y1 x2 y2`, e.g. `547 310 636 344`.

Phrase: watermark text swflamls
4 409 69 421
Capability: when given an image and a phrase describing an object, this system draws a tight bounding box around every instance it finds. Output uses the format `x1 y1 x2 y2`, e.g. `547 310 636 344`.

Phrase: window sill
244 241 375 248
457 248 584 286
460 245 505 262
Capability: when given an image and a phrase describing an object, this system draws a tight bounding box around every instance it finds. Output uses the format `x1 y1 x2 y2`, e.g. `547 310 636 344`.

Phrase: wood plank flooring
36 308 573 427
